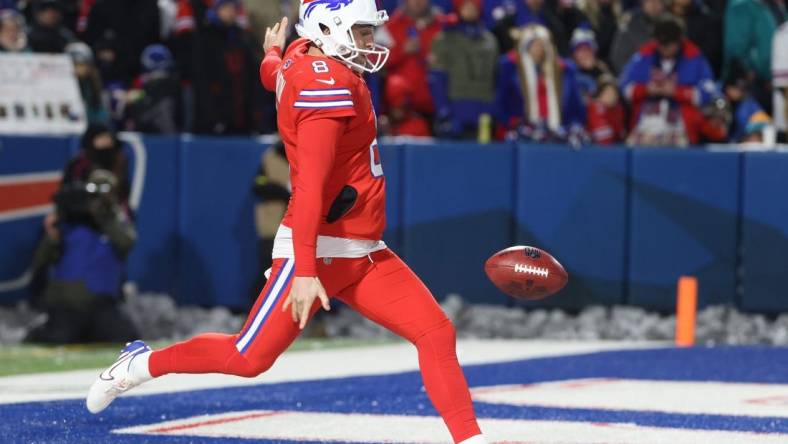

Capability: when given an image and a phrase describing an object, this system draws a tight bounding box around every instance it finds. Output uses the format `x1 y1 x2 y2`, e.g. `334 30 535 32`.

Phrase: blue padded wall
379 143 403 255
739 152 788 313
177 136 268 309
515 144 629 309
627 149 740 310
401 142 514 304
0 136 74 303
124 135 180 295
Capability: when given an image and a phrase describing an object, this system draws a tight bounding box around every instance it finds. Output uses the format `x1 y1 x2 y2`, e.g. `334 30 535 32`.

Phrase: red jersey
260 39 386 275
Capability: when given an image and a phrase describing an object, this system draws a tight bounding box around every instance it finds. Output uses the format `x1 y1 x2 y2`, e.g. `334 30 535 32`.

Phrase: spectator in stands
378 0 444 127
56 0 80 33
667 0 722 77
429 0 499 138
191 0 262 135
88 30 133 128
698 96 732 143
516 0 570 55
724 0 787 111
494 24 587 144
724 60 774 143
620 15 718 146
123 44 181 133
568 27 611 103
27 123 137 344
83 0 160 84
65 41 109 125
483 0 520 53
91 29 122 84
553 0 590 48
738 111 775 144
0 8 29 52
609 0 665 74
381 76 433 136
586 74 627 144
578 0 621 66
27 0 76 53
772 21 788 142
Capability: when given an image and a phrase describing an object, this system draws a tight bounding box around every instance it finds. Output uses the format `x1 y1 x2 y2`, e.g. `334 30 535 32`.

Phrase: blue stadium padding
628 149 741 310
516 144 629 308
401 142 514 303
0 135 74 303
379 142 404 255
7 134 788 313
740 152 788 313
177 136 268 308
125 135 180 295
0 135 74 174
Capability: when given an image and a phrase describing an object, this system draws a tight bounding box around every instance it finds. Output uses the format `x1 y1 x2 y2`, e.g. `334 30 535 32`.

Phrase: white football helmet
295 0 390 73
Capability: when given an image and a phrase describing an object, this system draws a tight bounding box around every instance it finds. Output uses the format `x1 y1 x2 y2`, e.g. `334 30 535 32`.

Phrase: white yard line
0 340 662 405
472 378 788 418
114 410 788 444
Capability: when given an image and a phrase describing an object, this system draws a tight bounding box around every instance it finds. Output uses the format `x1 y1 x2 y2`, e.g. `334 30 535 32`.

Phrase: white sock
128 350 153 383
458 434 487 444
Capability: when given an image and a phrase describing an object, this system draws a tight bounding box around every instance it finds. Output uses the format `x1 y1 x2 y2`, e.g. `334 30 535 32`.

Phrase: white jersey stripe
235 259 294 353
294 100 353 108
299 89 351 97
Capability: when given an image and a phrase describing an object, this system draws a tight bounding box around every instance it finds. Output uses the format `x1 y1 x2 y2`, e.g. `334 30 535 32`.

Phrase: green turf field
0 337 397 377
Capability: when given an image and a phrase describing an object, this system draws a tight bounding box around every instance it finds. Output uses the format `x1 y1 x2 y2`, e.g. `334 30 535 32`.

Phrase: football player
86 1 486 442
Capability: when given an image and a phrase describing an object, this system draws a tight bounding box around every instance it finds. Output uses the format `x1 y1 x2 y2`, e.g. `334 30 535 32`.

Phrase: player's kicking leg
86 258 305 413
335 249 486 444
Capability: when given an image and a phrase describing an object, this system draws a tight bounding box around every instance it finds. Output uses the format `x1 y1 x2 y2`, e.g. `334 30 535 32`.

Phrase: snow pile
2 292 788 346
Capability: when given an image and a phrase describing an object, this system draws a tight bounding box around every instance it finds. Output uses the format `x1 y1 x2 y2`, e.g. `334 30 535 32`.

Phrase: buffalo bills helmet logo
303 0 353 18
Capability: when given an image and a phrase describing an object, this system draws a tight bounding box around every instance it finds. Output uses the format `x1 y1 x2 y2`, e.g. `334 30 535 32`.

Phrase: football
484 246 569 300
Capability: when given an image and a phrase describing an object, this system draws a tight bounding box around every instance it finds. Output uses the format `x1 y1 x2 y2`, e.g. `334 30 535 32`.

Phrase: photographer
27 124 138 344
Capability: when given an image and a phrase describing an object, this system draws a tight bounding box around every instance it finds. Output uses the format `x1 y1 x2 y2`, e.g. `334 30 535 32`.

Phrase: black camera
53 180 114 226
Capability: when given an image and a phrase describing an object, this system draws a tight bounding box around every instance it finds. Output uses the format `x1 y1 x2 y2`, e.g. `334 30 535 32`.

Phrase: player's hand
661 79 676 97
43 212 59 241
282 276 330 329
403 37 420 55
264 16 288 54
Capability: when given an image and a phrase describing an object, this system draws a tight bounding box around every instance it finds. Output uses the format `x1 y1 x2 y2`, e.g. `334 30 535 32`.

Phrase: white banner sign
0 53 87 135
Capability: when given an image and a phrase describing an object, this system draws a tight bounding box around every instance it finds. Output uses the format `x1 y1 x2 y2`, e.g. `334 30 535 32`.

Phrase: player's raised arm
260 17 288 92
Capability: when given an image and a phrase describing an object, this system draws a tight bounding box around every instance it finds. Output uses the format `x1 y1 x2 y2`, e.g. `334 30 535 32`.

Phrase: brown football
484 246 569 301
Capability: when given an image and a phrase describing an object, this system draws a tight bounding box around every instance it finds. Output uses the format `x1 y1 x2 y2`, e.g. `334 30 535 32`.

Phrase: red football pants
149 248 481 442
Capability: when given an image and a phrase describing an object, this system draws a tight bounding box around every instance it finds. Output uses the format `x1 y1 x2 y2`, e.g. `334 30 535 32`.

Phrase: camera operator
27 124 138 344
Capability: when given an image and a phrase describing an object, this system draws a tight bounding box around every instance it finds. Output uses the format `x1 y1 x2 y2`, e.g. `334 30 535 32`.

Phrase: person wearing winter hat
66 41 109 125
493 23 587 143
28 0 77 53
429 0 499 138
123 44 182 133
569 26 612 103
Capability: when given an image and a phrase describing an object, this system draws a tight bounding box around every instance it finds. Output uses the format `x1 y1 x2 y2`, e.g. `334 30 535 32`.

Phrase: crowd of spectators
0 0 786 146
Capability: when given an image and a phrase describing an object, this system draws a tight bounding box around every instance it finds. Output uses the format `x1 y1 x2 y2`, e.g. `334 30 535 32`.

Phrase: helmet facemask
333 24 390 73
